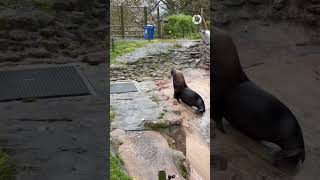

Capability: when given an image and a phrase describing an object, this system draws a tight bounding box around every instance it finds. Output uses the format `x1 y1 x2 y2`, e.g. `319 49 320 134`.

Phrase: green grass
110 39 177 64
110 108 115 123
110 40 150 64
0 150 16 180
158 112 165 120
110 153 131 180
178 159 188 178
187 33 201 39
150 95 161 106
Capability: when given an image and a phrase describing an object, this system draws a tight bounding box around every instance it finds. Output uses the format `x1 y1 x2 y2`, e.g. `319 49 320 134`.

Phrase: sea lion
211 27 305 165
171 68 205 114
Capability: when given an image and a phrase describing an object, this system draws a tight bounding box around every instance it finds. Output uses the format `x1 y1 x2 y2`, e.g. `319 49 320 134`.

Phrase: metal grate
110 82 139 94
0 66 92 102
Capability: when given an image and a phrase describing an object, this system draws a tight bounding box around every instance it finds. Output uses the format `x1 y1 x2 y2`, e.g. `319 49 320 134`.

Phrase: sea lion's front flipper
174 91 181 103
212 107 226 133
213 115 225 133
216 120 226 133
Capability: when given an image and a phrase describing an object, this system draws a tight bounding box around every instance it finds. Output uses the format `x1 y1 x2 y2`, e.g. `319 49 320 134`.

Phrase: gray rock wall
0 0 107 65
211 0 320 28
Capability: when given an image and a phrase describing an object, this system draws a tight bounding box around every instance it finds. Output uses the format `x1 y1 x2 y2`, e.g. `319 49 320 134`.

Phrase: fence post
201 8 208 30
144 6 147 27
120 5 125 38
157 6 161 38
112 38 115 52
158 171 166 180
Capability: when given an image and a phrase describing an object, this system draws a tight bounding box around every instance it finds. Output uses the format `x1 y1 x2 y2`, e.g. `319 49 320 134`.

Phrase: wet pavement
0 63 108 180
110 81 163 130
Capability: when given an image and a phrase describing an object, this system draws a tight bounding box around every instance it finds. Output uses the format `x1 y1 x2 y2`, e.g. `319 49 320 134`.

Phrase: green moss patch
144 120 169 130
178 159 188 178
110 108 116 123
0 150 16 180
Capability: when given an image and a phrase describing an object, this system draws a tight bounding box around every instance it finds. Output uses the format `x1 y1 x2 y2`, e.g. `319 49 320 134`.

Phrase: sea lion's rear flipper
216 121 226 133
212 106 226 133
195 108 205 114
274 148 305 166
213 116 225 133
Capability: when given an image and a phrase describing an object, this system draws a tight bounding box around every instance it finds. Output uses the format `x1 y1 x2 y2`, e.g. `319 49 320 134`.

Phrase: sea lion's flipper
274 148 305 165
216 120 226 133
174 91 181 103
195 108 205 114
213 109 225 133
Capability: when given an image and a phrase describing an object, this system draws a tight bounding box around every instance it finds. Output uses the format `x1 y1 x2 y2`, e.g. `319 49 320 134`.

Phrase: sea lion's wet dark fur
171 69 205 114
212 27 305 165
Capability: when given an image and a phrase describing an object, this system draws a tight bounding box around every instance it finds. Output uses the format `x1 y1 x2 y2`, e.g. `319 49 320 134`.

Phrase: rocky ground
211 0 320 35
110 41 209 82
110 40 210 179
211 21 320 180
0 0 107 66
0 1 108 179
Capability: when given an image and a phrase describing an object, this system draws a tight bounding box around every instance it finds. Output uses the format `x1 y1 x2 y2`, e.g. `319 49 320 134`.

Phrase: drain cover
110 82 138 94
0 66 92 102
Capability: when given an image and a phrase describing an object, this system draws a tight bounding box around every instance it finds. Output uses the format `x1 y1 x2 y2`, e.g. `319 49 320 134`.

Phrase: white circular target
192 15 202 25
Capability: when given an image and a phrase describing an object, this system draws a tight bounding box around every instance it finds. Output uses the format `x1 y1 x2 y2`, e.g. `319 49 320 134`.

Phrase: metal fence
111 5 162 38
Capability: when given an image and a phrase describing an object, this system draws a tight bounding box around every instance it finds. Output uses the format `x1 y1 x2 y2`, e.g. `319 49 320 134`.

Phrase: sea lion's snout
171 68 176 77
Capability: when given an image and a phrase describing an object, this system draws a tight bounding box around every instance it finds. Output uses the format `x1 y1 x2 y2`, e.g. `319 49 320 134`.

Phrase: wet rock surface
110 39 210 179
0 0 107 67
113 131 184 180
212 0 320 39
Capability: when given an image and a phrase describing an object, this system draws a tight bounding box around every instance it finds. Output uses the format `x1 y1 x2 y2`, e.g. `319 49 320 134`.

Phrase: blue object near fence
144 24 154 40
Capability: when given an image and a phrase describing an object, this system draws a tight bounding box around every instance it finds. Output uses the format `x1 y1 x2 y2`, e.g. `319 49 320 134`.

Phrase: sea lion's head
171 68 187 89
171 68 176 77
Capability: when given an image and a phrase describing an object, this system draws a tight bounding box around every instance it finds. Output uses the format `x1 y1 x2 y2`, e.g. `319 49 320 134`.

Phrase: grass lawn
110 153 131 180
110 39 177 64
0 150 16 180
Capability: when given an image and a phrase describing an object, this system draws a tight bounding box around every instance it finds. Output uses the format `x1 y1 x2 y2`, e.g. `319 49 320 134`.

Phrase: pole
120 5 125 38
144 6 147 27
157 6 161 38
158 171 166 180
112 38 115 52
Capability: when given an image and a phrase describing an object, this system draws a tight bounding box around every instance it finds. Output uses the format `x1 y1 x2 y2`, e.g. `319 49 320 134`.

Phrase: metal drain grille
110 82 139 94
0 66 92 102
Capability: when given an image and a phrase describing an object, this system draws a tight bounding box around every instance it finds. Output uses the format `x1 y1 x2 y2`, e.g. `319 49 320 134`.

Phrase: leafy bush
164 14 197 38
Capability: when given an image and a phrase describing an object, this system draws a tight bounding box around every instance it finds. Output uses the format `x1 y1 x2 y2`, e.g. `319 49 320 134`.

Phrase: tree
162 0 209 20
